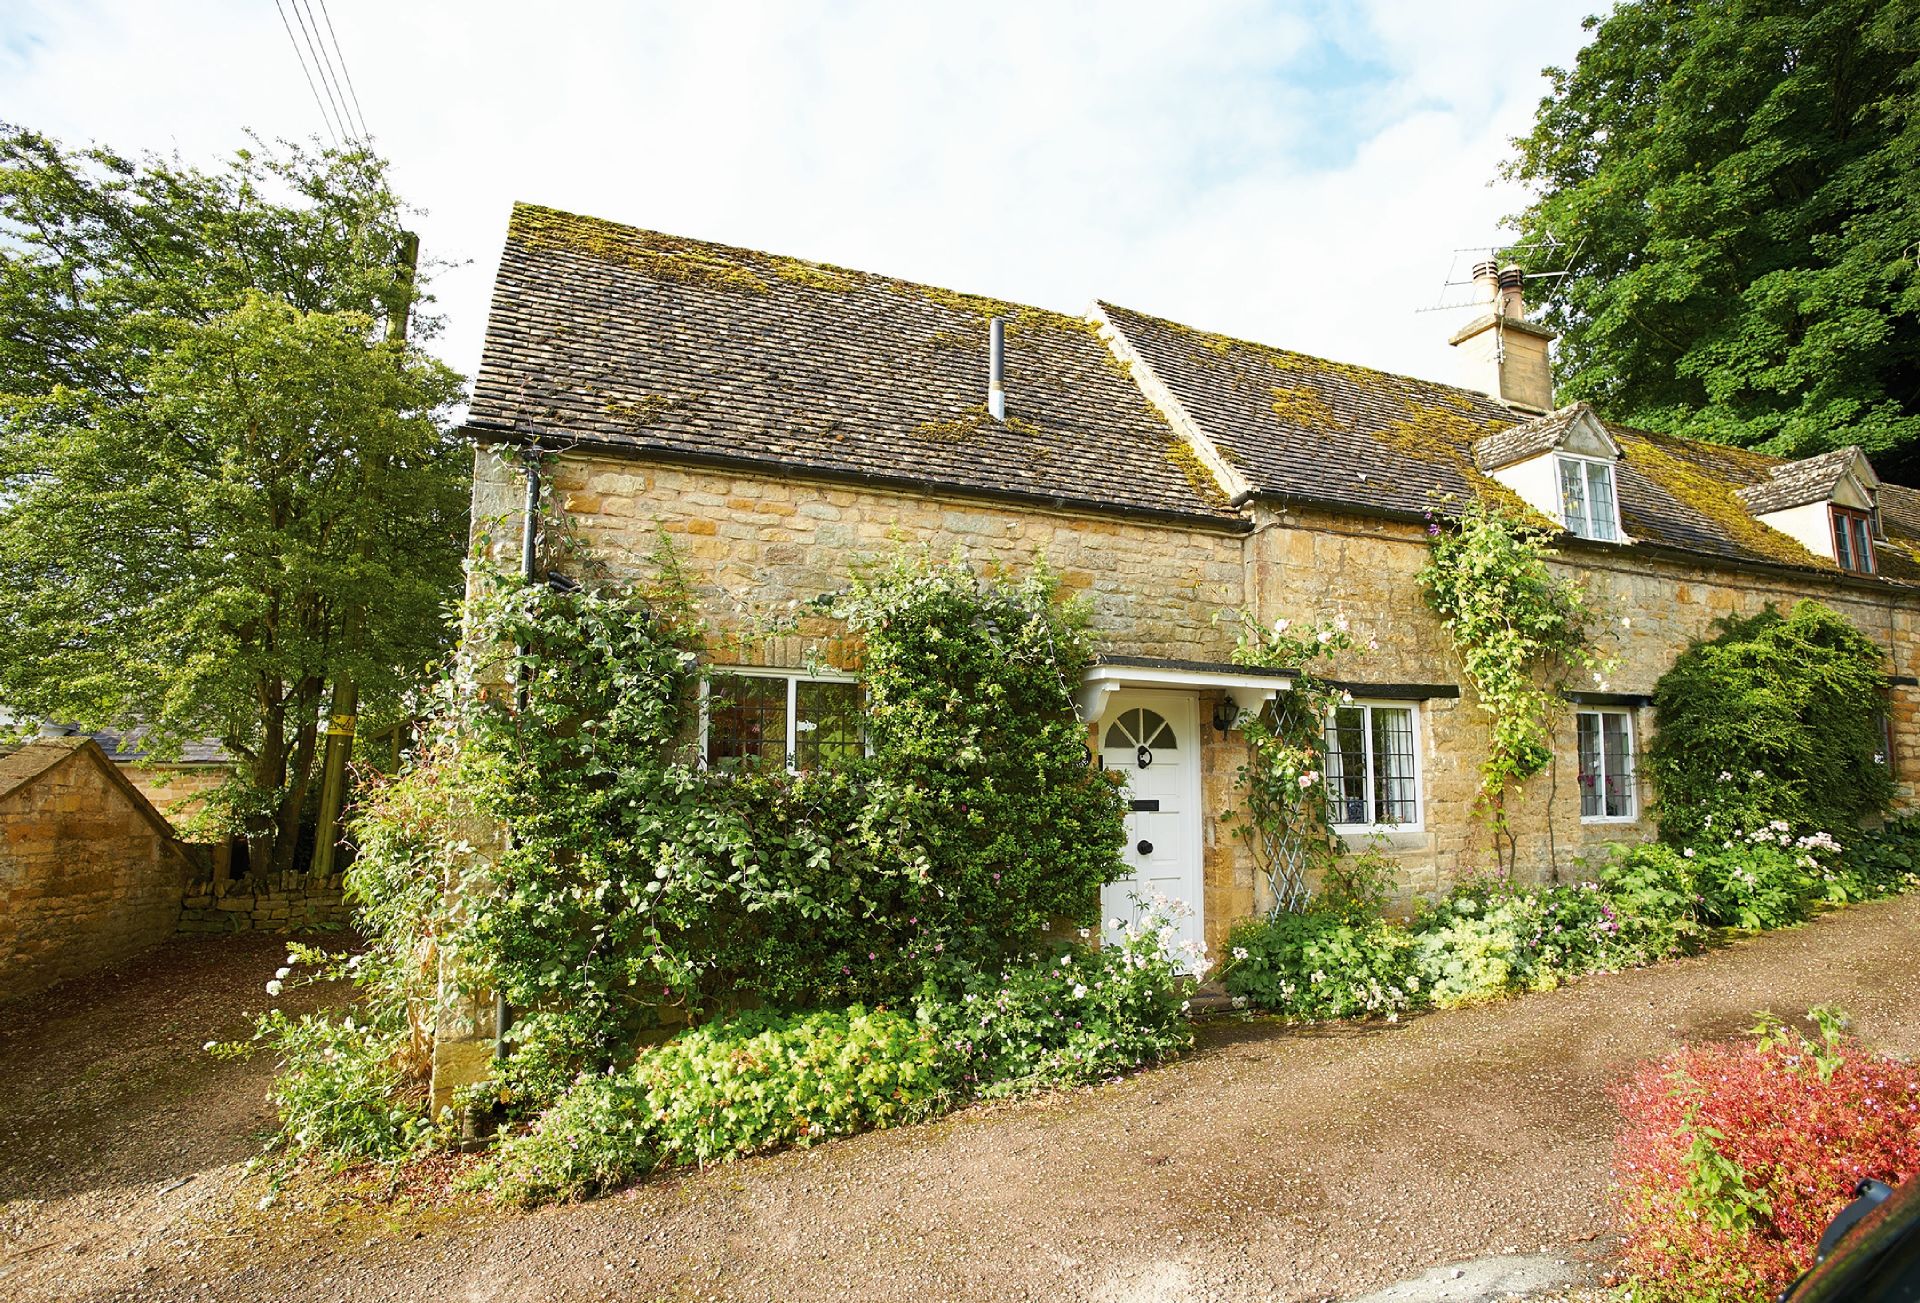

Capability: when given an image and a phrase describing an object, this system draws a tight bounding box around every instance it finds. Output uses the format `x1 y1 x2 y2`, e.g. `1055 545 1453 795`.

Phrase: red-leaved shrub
1611 1009 1920 1303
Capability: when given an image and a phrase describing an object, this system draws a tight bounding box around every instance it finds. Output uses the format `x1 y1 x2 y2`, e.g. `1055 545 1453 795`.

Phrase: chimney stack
987 317 1007 422
1448 260 1557 414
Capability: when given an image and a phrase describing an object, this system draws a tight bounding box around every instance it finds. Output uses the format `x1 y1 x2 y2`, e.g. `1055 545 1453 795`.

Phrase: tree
1502 0 1920 471
0 128 467 873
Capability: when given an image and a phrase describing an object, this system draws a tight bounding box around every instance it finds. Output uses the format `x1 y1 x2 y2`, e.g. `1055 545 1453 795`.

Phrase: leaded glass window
704 670 862 771
1557 455 1619 542
1324 702 1419 829
1576 708 1636 820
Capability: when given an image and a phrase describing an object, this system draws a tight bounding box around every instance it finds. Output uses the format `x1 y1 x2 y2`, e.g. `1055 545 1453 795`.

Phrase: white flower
1683 847 1696 859
1719 771 1733 783
1297 772 1318 789
1072 984 1088 999
1273 617 1291 633
203 1040 218 1052
1339 689 1354 705
1334 614 1350 633
1317 629 1333 644
1367 638 1380 652
274 967 290 980
1621 617 1632 628
1078 928 1090 939
1231 995 1248 1009
265 980 283 997
1109 917 1124 930
1231 946 1249 961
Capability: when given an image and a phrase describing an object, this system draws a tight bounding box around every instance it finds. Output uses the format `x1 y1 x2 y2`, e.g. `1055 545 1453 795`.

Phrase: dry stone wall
176 870 353 935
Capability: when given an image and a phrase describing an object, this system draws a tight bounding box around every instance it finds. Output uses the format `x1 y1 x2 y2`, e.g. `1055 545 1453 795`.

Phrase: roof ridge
506 201 1090 328
1094 298 1508 409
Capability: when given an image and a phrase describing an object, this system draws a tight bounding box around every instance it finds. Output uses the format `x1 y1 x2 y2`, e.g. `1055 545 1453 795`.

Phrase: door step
1185 982 1238 1017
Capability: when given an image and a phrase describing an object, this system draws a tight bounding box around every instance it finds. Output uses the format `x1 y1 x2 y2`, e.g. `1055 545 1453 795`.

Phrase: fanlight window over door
1104 707 1177 752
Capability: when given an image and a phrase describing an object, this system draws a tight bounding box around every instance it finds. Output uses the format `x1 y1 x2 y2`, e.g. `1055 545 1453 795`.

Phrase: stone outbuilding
461 203 1920 964
1 737 193 1000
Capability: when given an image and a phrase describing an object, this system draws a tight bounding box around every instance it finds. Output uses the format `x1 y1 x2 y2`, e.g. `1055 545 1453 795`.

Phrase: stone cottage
463 203 1920 965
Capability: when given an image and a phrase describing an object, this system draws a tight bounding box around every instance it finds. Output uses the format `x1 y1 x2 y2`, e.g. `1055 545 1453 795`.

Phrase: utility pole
311 230 419 881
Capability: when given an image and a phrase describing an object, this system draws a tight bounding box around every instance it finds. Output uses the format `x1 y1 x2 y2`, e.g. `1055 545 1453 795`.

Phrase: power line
288 0 353 143
296 0 360 142
314 0 373 141
274 0 340 144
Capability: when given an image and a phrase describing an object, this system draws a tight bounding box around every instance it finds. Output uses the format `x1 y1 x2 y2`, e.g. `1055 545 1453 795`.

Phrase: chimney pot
1472 259 1501 304
1497 264 1526 318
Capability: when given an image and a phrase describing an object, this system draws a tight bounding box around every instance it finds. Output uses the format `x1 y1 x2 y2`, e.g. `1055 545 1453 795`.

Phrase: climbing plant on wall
331 544 1128 1114
1224 610 1370 913
1418 499 1609 872
1648 601 1893 844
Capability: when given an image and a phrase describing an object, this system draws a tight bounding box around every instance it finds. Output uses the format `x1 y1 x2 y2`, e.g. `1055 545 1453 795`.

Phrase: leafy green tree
1503 0 1920 468
0 128 466 872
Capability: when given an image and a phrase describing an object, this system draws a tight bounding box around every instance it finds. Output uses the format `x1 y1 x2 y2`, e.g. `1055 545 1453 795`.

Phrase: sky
1 0 1597 393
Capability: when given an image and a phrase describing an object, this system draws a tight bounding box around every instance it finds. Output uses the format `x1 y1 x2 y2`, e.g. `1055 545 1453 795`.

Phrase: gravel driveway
5 894 1919 1303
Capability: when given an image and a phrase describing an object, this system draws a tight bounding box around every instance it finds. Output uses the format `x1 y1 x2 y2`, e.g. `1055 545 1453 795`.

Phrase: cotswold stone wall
176 870 353 935
1251 502 1920 901
0 747 188 1001
473 450 1252 667
470 450 1920 956
118 766 225 837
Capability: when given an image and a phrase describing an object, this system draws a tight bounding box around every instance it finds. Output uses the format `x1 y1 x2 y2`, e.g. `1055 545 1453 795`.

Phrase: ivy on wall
339 545 1129 1113
1417 499 1609 870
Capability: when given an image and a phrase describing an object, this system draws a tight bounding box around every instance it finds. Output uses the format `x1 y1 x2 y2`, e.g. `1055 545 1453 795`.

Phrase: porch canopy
1075 655 1294 724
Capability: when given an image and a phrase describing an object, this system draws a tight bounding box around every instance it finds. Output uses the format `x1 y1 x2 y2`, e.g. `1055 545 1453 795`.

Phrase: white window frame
698 665 862 772
1323 699 1424 834
1576 708 1638 824
1556 452 1623 543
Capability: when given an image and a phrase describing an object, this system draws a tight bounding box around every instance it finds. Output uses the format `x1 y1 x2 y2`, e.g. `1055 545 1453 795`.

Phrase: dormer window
1734 446 1882 574
1473 404 1629 544
1558 454 1620 542
1832 506 1875 574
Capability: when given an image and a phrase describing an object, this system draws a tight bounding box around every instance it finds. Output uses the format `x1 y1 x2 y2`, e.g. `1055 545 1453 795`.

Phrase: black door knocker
1136 745 1153 769
1137 839 1154 855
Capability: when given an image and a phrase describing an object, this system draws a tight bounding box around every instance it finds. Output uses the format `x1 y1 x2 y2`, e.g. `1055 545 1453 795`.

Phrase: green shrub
1648 601 1892 844
1596 843 1708 960
1691 832 1825 931
1222 910 1419 1020
916 913 1193 1098
1410 882 1549 1006
1827 816 1920 900
640 1006 946 1165
485 1070 656 1207
486 1003 945 1204
220 1007 430 1165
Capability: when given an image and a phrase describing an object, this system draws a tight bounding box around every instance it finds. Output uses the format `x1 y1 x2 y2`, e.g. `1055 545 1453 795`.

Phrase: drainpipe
497 455 540 1064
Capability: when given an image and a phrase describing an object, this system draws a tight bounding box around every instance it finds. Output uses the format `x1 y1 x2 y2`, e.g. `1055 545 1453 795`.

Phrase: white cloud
2 0 1592 392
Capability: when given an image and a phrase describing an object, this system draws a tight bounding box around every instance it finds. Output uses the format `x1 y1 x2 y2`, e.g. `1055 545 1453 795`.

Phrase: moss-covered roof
468 204 1240 524
1096 301 1920 584
469 202 1920 585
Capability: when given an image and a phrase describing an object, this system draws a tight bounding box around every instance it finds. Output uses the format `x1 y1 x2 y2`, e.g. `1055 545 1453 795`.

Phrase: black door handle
1136 839 1153 855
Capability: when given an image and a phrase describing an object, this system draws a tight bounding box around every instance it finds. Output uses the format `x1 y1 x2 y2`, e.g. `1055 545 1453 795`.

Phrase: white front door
1098 691 1205 971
